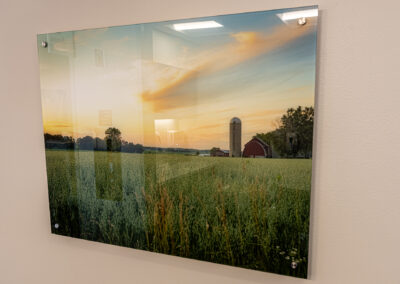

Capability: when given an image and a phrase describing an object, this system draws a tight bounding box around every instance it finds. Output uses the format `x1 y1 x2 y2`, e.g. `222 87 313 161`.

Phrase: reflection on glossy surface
38 5 318 278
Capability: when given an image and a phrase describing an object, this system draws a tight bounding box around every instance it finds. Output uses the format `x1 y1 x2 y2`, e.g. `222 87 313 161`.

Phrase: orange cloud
140 20 315 112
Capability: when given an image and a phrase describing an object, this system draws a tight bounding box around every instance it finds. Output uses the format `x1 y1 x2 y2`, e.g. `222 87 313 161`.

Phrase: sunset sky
38 6 318 150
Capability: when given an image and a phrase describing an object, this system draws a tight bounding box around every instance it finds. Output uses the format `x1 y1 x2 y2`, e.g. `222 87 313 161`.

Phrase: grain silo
229 117 242 157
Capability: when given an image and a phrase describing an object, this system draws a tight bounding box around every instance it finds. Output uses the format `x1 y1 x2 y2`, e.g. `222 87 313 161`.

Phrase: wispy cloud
141 21 315 112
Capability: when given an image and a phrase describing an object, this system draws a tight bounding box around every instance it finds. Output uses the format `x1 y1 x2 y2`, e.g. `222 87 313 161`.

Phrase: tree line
45 106 314 158
44 127 144 153
256 106 314 158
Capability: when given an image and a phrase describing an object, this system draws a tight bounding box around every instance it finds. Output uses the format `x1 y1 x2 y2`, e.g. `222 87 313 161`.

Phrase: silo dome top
230 117 241 124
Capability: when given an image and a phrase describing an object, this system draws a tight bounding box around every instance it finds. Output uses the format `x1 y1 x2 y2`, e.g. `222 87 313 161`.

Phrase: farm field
46 149 312 278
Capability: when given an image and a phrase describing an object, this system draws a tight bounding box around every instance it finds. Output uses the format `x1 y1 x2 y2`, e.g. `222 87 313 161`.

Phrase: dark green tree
256 106 314 158
44 133 75 149
105 127 122 152
256 129 287 157
281 106 314 158
94 137 107 151
133 144 144 153
77 136 95 150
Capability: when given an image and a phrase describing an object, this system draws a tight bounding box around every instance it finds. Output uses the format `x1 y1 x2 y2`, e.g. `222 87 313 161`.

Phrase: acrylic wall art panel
37 6 318 278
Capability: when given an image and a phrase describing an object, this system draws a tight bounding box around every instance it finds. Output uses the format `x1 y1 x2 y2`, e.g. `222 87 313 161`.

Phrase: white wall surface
1 0 400 283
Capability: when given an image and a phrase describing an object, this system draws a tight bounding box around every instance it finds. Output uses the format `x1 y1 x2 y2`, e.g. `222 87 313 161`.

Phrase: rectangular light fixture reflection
279 9 318 21
173 21 223 31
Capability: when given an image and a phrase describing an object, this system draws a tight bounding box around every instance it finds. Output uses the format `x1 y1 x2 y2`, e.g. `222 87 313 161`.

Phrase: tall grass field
46 149 312 278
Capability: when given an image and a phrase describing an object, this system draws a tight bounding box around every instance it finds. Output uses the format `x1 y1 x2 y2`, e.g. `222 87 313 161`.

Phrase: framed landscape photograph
37 5 318 278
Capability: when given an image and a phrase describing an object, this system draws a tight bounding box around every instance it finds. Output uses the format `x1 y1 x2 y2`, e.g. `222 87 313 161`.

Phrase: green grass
46 150 312 278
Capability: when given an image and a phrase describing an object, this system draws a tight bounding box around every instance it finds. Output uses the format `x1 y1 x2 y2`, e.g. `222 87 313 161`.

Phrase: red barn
242 137 272 158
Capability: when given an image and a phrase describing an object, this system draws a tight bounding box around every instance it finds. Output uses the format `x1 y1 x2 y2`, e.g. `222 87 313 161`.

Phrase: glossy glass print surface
37 6 318 278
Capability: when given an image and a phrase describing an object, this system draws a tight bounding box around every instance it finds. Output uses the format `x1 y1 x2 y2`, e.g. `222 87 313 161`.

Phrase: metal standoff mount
298 17 307 26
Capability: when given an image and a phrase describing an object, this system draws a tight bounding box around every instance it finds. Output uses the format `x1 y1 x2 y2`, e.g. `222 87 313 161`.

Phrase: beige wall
1 0 400 283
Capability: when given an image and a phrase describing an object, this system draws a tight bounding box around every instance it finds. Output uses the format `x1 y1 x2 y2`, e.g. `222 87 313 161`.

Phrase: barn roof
246 136 270 148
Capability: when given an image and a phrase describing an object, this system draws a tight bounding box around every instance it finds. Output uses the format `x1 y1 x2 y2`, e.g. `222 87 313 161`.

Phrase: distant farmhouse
210 148 229 157
242 137 272 158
